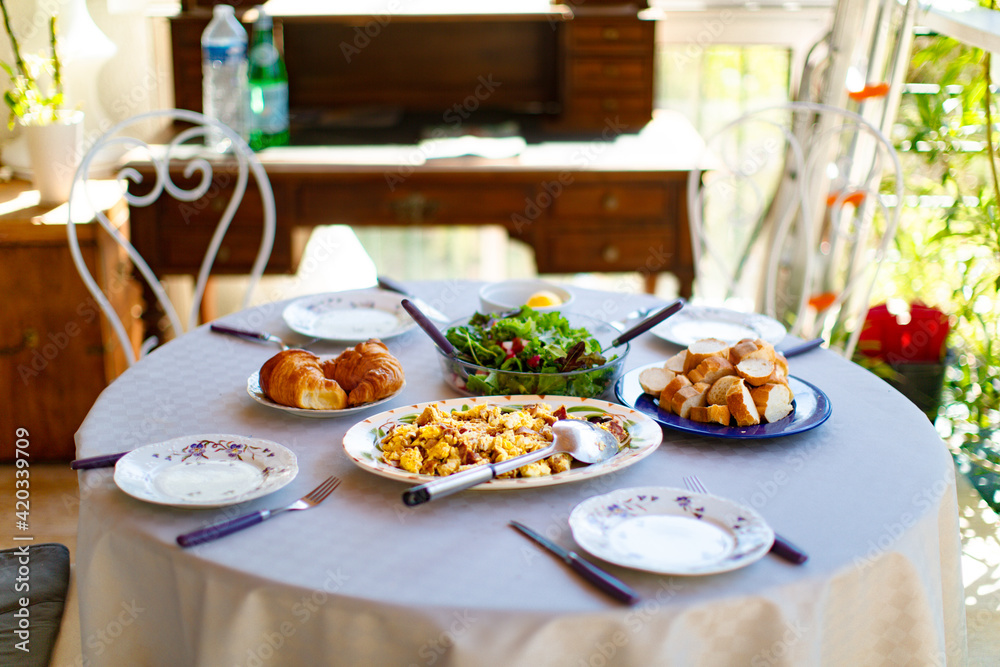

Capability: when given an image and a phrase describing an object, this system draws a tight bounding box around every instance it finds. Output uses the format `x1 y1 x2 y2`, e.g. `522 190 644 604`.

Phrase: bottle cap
253 5 272 28
214 4 235 16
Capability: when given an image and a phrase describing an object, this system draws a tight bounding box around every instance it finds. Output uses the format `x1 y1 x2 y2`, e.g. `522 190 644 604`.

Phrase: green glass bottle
248 5 289 150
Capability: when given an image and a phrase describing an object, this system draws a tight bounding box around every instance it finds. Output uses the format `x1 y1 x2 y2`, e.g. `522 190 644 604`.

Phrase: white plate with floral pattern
342 395 663 490
114 434 298 508
569 486 774 575
282 289 417 342
651 305 787 347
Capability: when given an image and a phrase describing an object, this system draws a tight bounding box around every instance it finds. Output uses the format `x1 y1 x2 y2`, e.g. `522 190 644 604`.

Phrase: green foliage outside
881 34 1000 507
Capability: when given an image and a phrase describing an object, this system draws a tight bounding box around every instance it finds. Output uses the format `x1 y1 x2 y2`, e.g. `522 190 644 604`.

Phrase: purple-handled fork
177 476 342 547
683 475 808 565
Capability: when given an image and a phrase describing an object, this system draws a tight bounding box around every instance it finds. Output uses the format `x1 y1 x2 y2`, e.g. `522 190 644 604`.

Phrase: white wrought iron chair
686 101 903 358
66 109 276 365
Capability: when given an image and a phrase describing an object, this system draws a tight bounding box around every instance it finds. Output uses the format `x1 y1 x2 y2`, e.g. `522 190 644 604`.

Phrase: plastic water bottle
248 6 289 150
201 4 248 152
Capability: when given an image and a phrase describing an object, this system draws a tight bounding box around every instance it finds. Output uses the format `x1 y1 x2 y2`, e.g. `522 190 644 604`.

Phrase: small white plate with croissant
248 341 407 418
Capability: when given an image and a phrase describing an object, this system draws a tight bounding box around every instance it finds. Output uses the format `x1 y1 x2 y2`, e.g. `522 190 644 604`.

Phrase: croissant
322 339 405 406
259 349 348 410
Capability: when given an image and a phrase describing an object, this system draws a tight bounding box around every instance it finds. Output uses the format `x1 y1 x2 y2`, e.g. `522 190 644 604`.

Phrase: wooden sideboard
168 2 656 136
126 110 702 299
0 182 141 460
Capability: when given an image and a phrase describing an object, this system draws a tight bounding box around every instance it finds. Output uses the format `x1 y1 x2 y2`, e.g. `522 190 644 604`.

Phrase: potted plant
0 0 82 205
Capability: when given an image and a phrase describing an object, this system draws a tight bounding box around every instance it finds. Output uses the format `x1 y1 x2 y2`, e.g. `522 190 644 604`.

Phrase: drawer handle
602 98 619 112
601 245 621 263
602 27 620 41
603 65 620 77
217 246 232 262
602 193 620 212
391 194 439 223
0 328 38 356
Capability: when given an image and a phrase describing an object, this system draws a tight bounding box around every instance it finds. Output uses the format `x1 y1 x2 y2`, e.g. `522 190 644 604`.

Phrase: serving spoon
402 419 620 506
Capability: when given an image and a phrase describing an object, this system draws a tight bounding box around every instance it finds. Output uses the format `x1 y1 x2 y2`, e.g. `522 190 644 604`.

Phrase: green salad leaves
443 307 620 397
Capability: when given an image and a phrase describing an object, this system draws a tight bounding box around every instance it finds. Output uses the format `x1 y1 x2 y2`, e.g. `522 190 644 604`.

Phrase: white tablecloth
73 282 967 666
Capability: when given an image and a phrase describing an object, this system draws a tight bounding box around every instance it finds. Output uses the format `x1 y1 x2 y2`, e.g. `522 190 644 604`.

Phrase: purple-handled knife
71 451 128 470
510 521 640 605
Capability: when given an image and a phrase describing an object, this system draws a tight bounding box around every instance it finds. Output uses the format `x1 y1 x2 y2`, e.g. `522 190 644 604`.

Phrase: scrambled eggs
380 403 623 478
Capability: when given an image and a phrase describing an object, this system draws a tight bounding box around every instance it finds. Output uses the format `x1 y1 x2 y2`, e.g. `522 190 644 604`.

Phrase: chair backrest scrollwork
66 108 276 365
687 101 903 358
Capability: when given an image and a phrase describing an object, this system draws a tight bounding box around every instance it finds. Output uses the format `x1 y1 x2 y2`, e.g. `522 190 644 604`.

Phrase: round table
73 282 967 666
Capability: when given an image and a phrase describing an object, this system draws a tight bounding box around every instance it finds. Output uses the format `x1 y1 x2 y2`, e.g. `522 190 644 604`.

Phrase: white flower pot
22 110 85 206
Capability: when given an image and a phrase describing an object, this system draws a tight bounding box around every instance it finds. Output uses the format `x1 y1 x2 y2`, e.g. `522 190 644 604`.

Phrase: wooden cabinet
167 4 654 137
557 12 656 132
0 182 140 461
534 173 692 294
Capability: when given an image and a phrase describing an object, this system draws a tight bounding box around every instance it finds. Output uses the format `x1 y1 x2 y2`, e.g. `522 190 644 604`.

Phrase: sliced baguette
688 404 731 425
663 351 687 374
735 358 776 387
683 338 731 374
671 383 710 419
659 374 692 408
726 379 761 426
750 382 794 423
638 366 676 396
687 355 736 385
728 339 761 365
706 375 743 405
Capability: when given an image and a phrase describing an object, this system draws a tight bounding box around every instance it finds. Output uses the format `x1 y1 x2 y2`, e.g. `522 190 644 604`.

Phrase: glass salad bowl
435 308 630 399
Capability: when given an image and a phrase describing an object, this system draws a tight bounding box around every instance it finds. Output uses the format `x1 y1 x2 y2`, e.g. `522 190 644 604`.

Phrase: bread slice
688 404 731 425
735 358 776 386
683 338 730 374
725 379 761 426
728 339 761 366
639 366 676 396
765 353 789 384
671 383 709 419
663 351 687 374
659 374 692 408
707 375 743 405
687 355 736 385
750 382 794 423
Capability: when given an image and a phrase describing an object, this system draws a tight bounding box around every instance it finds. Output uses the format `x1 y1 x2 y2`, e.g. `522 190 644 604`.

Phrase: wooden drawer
566 17 655 55
564 93 651 116
128 174 293 275
568 56 651 90
537 225 677 274
0 187 139 460
553 184 667 219
297 182 532 225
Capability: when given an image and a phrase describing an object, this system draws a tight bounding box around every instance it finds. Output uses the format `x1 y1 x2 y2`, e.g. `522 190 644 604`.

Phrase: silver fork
177 476 342 547
682 475 808 565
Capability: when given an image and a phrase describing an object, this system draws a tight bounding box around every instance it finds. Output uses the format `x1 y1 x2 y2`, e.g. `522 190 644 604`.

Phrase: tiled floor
1 461 997 665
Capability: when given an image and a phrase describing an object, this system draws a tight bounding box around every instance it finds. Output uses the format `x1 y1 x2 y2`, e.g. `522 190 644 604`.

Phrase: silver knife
377 276 451 322
509 521 640 605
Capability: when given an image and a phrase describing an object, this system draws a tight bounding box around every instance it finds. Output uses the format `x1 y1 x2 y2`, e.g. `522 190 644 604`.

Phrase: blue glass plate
615 363 832 439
